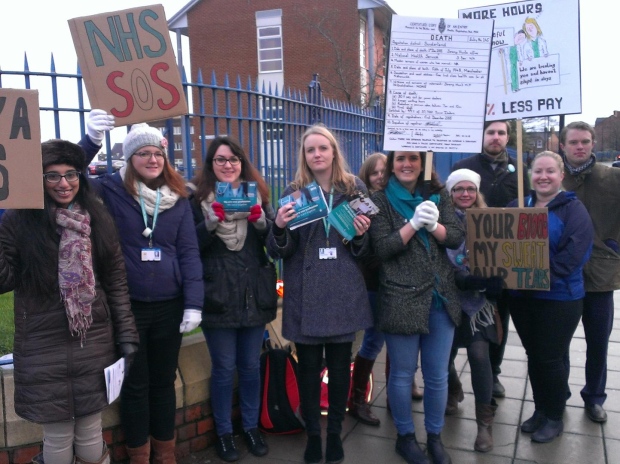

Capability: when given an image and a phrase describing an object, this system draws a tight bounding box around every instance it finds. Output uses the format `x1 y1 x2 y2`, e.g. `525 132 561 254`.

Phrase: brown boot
445 370 464 415
411 378 423 401
151 437 176 464
126 440 150 464
348 354 380 426
474 401 497 453
75 442 110 464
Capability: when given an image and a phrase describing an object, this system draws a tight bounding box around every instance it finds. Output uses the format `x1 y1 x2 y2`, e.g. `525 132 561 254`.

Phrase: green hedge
0 293 14 356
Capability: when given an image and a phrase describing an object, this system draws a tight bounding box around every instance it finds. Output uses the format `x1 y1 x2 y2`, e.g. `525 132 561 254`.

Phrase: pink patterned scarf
56 205 96 346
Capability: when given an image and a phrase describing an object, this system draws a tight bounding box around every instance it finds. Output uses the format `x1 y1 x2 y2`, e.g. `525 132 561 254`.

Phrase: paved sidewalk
179 291 620 463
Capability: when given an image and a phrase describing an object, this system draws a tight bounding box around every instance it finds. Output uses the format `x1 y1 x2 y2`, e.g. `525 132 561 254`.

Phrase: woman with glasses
83 116 203 464
368 151 463 464
267 125 373 464
188 136 276 462
444 169 504 453
0 140 139 464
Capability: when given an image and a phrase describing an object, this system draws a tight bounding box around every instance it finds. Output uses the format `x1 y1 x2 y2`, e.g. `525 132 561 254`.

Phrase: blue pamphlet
216 181 258 212
278 181 328 230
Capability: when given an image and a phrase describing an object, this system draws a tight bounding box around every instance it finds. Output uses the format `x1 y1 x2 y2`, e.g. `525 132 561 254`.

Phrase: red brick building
168 0 394 107
594 111 620 153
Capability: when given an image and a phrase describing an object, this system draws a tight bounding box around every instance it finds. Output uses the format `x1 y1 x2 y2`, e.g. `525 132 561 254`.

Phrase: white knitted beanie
445 169 481 193
122 123 168 160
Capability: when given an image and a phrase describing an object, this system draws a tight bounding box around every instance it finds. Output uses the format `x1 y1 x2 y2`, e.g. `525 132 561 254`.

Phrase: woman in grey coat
369 151 463 464
267 125 373 464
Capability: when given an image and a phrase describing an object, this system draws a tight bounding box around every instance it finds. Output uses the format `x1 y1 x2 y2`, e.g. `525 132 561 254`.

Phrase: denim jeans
121 297 184 447
385 304 455 435
296 342 352 436
202 325 266 436
358 291 385 360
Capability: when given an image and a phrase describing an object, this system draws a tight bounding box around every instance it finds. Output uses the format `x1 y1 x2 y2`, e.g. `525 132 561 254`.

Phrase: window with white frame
257 26 283 73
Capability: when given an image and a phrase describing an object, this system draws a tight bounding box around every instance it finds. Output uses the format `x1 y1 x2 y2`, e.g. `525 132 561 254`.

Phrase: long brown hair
292 125 357 195
123 156 188 198
384 151 444 193
359 152 387 193
192 136 270 205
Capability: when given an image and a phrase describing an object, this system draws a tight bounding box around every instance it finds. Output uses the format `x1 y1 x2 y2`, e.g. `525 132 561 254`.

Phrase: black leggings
120 297 184 447
449 336 493 404
295 342 352 436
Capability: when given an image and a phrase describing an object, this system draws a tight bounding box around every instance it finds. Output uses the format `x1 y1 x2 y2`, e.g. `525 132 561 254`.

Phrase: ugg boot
348 354 380 426
445 365 464 416
412 378 424 401
474 401 497 452
126 440 150 464
151 436 176 464
75 442 110 464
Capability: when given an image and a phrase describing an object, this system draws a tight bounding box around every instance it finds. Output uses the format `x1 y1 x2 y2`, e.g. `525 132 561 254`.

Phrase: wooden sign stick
423 150 434 200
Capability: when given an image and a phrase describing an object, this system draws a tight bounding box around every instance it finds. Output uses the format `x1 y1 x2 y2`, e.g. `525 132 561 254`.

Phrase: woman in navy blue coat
508 151 593 444
82 112 203 464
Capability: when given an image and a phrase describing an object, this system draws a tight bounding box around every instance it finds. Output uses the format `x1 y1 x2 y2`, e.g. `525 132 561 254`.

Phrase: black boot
348 354 380 426
303 435 322 464
325 433 344 464
426 433 451 464
395 433 429 464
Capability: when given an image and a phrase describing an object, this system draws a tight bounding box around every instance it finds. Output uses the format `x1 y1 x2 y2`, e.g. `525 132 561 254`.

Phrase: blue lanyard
321 186 334 246
138 184 161 248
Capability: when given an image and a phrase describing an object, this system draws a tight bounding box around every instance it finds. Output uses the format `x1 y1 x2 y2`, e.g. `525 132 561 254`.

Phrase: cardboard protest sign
459 0 581 120
69 4 188 126
466 207 550 290
0 89 43 209
383 15 493 152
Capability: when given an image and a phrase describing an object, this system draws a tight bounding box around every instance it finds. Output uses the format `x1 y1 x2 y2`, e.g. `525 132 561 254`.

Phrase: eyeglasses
213 156 241 166
452 187 477 195
43 171 80 183
135 151 165 160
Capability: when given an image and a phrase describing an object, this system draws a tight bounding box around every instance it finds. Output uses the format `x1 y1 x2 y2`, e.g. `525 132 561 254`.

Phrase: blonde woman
267 125 373 464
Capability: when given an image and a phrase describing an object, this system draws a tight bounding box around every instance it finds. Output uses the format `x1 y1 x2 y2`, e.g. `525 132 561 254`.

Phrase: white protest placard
383 16 493 152
459 0 581 120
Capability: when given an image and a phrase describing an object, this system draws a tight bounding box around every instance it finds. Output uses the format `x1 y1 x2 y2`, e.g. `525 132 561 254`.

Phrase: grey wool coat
266 178 373 344
369 188 464 335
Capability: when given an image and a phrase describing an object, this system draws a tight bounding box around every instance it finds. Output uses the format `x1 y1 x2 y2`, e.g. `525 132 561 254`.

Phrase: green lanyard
321 186 334 246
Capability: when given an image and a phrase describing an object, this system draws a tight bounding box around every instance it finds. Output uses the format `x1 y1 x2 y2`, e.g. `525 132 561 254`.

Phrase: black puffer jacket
0 210 138 424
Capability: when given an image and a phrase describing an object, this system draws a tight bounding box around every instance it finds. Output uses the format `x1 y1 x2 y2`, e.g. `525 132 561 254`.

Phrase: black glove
484 276 505 299
120 342 139 375
460 275 489 291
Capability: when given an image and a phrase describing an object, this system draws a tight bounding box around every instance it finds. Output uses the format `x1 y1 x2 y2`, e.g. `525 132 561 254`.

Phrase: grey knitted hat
122 123 168 160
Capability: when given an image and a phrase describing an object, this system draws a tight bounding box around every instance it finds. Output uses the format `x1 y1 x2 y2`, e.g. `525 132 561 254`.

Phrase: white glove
179 309 202 333
86 109 115 145
420 201 440 232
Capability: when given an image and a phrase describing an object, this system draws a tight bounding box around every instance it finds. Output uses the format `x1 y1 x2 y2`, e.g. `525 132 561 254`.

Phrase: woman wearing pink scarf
0 140 139 464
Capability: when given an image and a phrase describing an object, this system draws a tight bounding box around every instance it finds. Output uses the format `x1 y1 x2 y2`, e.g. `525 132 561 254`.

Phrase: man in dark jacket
560 121 620 423
451 120 530 398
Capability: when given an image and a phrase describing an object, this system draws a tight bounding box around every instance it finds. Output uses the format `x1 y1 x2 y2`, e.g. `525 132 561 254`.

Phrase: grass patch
0 292 14 356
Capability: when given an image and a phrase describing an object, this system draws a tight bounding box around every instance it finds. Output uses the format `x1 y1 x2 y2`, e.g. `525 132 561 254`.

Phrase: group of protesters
0 111 617 464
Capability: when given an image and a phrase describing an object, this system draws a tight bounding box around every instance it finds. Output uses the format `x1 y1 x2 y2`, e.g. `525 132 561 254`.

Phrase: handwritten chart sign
459 0 581 120
0 89 43 209
466 208 550 291
383 16 493 152
69 4 188 126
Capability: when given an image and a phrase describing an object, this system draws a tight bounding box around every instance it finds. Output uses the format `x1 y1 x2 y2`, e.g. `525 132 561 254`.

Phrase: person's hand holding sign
86 109 115 145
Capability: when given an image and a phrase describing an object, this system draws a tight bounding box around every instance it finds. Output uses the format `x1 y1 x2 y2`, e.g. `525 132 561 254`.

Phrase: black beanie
41 139 87 172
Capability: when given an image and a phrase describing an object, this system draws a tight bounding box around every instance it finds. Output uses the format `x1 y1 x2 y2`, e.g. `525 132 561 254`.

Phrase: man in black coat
451 120 530 398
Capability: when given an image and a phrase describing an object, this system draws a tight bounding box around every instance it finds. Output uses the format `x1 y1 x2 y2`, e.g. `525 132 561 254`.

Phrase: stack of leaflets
327 192 380 241
278 181 329 230
104 357 126 404
216 181 258 212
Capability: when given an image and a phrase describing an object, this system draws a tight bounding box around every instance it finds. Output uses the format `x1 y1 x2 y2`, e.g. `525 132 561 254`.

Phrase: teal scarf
385 175 446 310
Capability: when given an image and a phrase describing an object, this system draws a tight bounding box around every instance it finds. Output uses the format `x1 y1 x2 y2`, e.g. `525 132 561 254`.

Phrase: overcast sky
1 0 618 142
